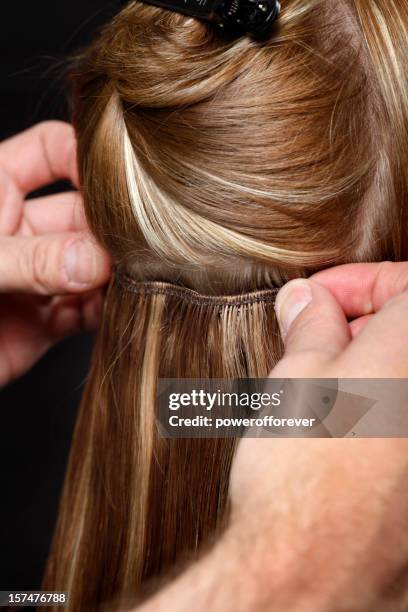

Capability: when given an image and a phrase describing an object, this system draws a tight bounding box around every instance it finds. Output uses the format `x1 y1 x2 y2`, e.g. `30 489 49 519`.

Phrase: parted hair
42 1 408 610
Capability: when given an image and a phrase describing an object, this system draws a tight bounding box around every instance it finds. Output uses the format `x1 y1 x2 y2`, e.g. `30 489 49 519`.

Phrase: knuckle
376 260 394 278
395 269 408 294
383 291 408 312
32 240 51 292
375 261 408 304
18 240 51 294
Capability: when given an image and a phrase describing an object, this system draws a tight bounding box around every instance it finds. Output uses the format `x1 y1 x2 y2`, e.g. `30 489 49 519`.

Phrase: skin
0 122 111 387
2 124 408 611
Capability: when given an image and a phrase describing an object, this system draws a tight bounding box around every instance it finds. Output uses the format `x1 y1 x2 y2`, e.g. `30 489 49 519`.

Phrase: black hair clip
133 0 281 37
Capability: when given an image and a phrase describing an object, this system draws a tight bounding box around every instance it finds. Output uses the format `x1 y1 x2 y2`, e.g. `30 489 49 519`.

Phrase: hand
136 262 408 612
0 121 111 388
228 262 408 611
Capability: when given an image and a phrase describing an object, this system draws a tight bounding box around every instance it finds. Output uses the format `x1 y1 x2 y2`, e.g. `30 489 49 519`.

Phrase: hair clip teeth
126 0 280 37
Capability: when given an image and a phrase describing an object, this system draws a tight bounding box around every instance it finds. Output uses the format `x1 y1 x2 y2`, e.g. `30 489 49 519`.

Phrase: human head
74 0 408 292
43 2 408 610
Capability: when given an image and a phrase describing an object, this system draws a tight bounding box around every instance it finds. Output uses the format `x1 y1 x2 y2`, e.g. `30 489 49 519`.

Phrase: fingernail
64 240 97 286
275 279 313 338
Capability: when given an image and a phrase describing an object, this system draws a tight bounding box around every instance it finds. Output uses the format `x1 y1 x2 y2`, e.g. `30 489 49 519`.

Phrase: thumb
274 279 351 368
0 234 111 295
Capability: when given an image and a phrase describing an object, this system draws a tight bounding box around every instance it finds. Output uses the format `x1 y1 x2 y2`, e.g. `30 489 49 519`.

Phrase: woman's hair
43 0 408 609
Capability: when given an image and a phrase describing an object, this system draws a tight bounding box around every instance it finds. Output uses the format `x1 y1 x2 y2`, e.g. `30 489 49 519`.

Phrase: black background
0 1 120 595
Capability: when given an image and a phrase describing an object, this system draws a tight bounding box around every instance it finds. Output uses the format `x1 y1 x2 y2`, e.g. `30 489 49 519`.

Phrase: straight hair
43 1 408 609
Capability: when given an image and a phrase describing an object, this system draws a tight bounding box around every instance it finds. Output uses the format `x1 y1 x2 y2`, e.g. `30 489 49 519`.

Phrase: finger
349 314 372 338
0 233 111 294
0 325 52 389
274 278 351 365
20 191 87 236
338 291 408 376
0 121 78 195
0 167 23 235
0 291 104 388
47 290 104 339
312 262 408 318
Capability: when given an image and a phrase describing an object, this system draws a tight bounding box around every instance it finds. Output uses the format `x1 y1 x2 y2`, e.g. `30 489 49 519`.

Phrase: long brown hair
43 1 408 609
